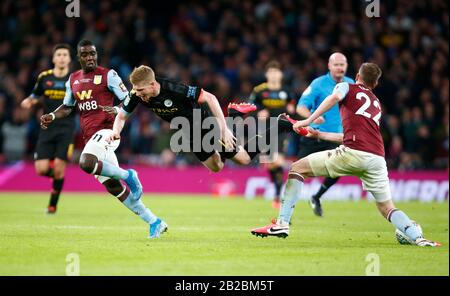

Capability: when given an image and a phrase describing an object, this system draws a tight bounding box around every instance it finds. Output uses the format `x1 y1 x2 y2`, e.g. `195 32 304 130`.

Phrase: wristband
113 106 120 114
49 113 56 121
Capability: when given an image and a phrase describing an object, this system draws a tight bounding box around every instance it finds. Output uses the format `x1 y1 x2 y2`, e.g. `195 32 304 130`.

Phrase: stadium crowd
0 0 448 170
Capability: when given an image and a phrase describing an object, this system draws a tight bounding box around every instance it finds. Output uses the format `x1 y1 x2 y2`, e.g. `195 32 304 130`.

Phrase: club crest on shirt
164 99 173 107
93 75 102 85
119 83 127 92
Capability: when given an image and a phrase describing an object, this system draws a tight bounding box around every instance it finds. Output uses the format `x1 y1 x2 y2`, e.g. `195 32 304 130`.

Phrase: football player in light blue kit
296 53 354 216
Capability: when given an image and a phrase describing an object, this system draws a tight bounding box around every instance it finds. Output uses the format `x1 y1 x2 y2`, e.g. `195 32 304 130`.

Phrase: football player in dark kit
106 65 301 171
249 60 298 209
21 44 75 214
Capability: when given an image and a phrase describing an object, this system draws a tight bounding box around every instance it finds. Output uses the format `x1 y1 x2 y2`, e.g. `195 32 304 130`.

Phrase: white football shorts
307 145 392 202
81 129 121 184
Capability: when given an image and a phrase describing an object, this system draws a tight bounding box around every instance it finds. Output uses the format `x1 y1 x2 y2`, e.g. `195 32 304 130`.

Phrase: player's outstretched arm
40 104 73 129
198 90 236 149
306 127 343 144
293 92 340 130
107 109 129 143
99 103 122 115
296 105 325 124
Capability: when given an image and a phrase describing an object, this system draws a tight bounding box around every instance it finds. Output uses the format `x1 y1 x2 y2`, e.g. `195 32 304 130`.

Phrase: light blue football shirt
298 72 354 133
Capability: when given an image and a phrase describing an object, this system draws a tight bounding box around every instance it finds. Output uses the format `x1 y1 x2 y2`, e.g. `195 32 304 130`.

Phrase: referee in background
296 52 354 216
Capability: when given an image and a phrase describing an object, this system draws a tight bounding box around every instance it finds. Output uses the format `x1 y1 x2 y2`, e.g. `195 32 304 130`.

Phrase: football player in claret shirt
251 63 441 247
21 43 75 214
249 60 298 209
106 65 291 172
40 40 167 239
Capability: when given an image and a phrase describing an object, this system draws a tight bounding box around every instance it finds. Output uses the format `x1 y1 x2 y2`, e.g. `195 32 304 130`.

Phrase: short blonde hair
129 65 155 85
359 63 382 88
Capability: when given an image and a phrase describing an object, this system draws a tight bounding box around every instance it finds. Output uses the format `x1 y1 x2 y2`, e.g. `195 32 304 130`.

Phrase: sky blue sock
389 210 422 241
123 197 157 224
278 177 303 224
99 161 129 180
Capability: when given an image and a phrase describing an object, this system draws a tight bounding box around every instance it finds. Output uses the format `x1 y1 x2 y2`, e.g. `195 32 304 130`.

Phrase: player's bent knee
290 158 313 177
79 153 98 174
203 154 224 172
209 162 223 173
234 155 251 165
210 158 224 172
34 161 49 176
35 167 49 176
79 160 94 174
229 149 251 166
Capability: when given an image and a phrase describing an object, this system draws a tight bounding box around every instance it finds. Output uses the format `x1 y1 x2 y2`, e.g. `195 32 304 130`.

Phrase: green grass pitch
0 193 448 276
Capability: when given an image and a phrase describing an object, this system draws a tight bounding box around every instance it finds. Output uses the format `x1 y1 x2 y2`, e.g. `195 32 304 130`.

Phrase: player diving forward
251 63 441 247
40 40 167 239
105 65 292 172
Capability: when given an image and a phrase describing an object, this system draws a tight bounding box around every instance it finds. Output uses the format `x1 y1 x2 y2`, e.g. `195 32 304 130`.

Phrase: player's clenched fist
305 126 320 138
99 105 118 115
40 113 55 129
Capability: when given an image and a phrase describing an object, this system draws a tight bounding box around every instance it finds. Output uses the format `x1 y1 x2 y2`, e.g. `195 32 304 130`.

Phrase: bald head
329 52 347 63
328 52 348 82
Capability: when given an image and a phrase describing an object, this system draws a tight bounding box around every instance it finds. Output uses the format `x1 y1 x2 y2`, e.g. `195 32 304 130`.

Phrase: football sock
122 193 157 224
269 166 284 201
278 173 304 224
95 161 129 180
49 178 64 207
313 177 339 199
387 209 423 241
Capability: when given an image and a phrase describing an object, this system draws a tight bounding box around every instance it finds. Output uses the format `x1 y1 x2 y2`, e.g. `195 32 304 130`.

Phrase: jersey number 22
355 92 382 126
